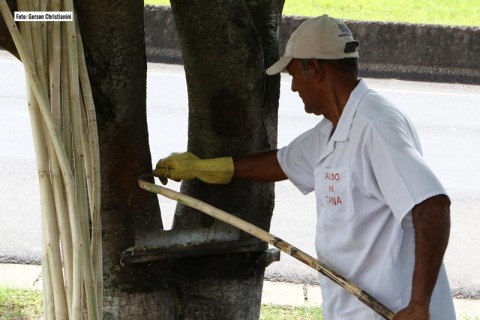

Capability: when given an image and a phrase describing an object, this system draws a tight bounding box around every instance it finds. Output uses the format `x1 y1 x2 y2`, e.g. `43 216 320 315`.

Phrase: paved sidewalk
1 263 479 318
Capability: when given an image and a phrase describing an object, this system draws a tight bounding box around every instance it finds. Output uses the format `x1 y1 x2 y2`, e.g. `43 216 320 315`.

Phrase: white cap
266 14 360 75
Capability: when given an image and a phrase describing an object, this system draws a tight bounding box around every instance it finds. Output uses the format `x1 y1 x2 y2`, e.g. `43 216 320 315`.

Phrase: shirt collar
320 79 370 142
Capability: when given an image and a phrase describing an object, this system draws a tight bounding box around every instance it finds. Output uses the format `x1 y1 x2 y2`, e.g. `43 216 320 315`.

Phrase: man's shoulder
355 91 409 125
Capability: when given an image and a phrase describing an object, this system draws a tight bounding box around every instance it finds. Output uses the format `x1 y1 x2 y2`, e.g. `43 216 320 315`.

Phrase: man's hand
153 152 234 184
153 152 200 182
393 303 429 319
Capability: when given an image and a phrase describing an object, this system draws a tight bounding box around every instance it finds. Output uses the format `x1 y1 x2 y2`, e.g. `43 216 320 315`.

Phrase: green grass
0 286 43 320
2 286 479 320
0 285 323 319
260 304 323 320
144 0 480 27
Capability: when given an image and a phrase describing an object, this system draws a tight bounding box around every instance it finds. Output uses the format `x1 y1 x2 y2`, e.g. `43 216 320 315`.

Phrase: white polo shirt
277 80 455 319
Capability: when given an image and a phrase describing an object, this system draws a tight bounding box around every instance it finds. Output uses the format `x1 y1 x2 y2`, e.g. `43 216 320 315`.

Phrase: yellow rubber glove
153 152 234 184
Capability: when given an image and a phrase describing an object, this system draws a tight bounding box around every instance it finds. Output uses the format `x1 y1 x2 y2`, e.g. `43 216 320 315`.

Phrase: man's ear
310 59 323 82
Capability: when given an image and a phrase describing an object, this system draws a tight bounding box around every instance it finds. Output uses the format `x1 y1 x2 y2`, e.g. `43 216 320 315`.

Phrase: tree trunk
75 1 175 318
0 0 18 58
169 0 284 318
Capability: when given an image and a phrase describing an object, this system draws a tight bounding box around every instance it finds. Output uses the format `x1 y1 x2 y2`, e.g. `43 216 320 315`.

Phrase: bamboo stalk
79 93 103 315
138 179 396 320
27 84 57 320
48 0 73 315
41 174 69 320
76 20 103 312
13 3 54 317
58 14 76 318
60 19 72 167
15 1 67 317
27 0 48 94
0 2 70 176
40 0 48 69
41 242 56 319
25 40 68 320
62 4 99 318
24 0 69 317
0 3 86 319
4 1 103 318
26 1 68 319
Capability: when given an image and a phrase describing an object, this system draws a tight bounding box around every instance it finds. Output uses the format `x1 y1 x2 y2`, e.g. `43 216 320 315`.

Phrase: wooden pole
138 179 396 320
10 4 53 318
61 2 99 317
75 19 103 313
48 0 74 314
76 18 102 266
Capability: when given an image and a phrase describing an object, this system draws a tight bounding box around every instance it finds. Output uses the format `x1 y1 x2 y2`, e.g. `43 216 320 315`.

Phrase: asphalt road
1 51 480 298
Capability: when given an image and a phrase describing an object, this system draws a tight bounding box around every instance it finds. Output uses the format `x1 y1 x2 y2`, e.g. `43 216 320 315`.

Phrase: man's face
286 59 323 115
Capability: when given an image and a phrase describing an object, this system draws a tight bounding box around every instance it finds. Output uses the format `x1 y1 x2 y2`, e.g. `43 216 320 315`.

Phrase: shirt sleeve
277 127 318 194
365 118 447 225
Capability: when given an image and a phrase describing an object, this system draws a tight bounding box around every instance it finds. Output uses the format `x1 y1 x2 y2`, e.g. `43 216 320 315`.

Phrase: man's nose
291 80 297 92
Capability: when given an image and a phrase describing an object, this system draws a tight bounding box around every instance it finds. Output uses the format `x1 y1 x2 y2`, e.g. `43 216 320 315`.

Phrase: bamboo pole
41 238 55 319
39 0 48 67
15 1 67 318
48 0 73 315
27 85 57 320
27 0 48 94
3 1 103 318
62 3 99 318
79 94 103 314
11 4 54 318
0 3 86 319
138 180 396 320
60 19 72 167
75 20 103 311
24 1 69 318
24 1 69 317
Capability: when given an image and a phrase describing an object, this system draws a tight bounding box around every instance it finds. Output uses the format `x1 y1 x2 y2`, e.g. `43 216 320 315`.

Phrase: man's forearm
410 194 451 307
233 149 288 182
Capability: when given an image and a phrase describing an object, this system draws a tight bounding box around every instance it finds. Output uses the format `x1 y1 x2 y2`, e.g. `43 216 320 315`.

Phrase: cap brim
266 57 292 75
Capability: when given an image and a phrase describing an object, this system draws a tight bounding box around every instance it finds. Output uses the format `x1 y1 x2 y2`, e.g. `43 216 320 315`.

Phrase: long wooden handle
138 179 395 319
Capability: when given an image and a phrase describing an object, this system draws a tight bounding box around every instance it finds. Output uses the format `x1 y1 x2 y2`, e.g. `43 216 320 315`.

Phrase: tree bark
169 0 284 318
75 1 173 318
0 0 18 58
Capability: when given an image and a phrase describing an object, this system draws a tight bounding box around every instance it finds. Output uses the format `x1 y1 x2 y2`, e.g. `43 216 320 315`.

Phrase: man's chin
304 106 315 115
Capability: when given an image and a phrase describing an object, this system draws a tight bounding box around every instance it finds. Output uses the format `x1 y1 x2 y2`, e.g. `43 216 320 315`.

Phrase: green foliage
0 286 43 320
144 0 480 26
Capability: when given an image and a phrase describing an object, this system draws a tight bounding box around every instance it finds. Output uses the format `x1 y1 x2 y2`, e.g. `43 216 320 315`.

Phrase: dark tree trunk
169 0 284 318
75 1 174 318
0 0 19 58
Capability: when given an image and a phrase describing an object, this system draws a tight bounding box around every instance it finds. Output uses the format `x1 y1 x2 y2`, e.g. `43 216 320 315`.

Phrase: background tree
74 1 175 318
0 0 284 318
164 0 284 318
0 0 17 57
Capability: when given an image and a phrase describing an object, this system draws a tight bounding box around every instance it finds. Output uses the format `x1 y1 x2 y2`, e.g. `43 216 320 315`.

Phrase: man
153 15 455 319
